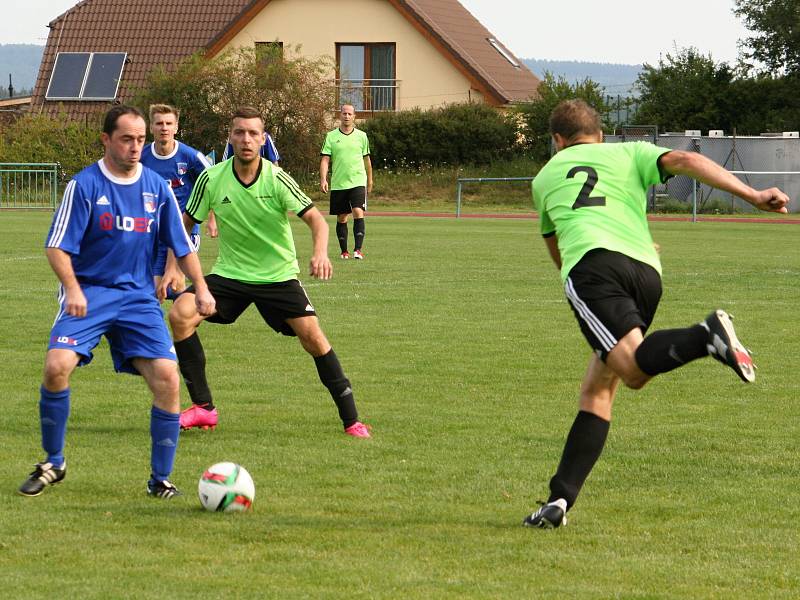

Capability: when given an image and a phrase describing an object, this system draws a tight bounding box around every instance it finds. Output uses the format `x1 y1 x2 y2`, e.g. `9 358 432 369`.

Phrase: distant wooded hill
0 44 43 97
523 59 642 97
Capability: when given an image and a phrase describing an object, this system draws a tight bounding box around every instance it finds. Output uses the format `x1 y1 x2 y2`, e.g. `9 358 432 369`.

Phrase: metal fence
0 163 59 209
604 132 800 213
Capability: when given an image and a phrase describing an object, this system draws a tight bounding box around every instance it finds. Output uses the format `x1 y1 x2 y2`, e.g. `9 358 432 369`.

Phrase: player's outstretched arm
300 207 332 280
660 151 790 213
45 247 87 317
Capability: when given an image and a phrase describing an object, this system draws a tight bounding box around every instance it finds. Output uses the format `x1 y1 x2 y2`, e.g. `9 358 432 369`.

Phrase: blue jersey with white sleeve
140 141 211 210
46 159 193 291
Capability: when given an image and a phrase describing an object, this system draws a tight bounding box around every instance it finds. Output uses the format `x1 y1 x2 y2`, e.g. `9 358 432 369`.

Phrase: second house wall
223 0 485 110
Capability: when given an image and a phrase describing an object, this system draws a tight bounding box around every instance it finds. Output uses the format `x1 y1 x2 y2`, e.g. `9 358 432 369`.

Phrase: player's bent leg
288 315 331 356
605 327 652 390
525 355 615 528
134 357 181 413
288 316 370 437
169 295 217 429
168 292 207 342
42 349 80 392
133 357 182 499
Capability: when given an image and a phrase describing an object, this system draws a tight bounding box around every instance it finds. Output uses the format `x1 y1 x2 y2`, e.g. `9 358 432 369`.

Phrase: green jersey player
523 99 789 529
320 104 373 260
169 106 370 438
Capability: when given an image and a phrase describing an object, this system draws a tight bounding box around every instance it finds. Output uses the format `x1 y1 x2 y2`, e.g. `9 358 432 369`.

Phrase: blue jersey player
140 104 213 299
18 106 216 500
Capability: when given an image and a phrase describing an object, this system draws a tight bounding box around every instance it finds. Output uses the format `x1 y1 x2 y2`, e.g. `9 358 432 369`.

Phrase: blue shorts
48 285 176 375
153 228 200 277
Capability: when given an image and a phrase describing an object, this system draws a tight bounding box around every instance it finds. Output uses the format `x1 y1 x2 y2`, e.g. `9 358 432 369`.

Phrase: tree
633 47 734 133
133 45 335 176
514 72 608 161
734 0 800 75
0 111 101 179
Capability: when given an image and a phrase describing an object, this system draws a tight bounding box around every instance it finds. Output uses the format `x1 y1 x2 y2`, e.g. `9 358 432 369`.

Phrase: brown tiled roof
33 0 538 119
32 0 252 119
400 0 539 103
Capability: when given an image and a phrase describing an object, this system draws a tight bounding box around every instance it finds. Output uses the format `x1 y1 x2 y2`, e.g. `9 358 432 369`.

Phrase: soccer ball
198 462 255 512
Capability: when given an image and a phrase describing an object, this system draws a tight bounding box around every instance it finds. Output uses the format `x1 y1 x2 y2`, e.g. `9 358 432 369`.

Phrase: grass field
1 211 798 598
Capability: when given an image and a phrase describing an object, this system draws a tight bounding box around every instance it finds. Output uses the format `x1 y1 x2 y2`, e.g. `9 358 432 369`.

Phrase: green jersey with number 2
532 141 671 282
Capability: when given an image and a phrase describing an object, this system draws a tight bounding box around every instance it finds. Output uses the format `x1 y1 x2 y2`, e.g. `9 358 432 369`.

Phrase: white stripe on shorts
565 276 617 352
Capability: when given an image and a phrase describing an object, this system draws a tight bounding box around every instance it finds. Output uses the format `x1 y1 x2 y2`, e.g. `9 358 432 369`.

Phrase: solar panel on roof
45 52 127 100
82 53 126 100
46 53 91 99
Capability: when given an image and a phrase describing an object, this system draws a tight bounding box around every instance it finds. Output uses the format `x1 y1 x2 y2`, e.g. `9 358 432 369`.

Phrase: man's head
149 103 179 146
340 104 355 129
229 106 266 164
549 99 603 150
101 105 146 175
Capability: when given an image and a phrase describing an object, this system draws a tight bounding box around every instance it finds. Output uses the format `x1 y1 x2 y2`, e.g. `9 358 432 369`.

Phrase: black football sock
634 324 708 376
548 410 610 508
314 349 358 428
336 222 348 253
353 217 365 251
174 332 215 410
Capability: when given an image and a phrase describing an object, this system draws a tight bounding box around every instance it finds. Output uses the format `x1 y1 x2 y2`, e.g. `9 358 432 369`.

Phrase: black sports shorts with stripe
564 248 662 361
185 274 317 336
329 186 366 215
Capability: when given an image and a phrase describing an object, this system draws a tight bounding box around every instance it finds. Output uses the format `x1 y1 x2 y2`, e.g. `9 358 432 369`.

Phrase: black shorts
329 186 367 215
186 274 317 336
564 249 662 361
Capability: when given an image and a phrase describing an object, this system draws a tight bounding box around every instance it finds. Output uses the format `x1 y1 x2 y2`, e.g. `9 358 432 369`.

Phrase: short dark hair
103 105 145 135
549 99 602 141
231 106 264 124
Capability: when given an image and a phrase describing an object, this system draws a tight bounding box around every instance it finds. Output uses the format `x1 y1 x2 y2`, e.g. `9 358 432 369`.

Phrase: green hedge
360 103 519 168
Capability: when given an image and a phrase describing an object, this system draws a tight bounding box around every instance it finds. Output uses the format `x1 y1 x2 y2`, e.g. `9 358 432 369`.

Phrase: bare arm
364 155 373 194
46 247 87 317
660 151 789 213
320 155 330 194
206 209 218 238
543 234 561 270
300 206 332 280
175 252 215 316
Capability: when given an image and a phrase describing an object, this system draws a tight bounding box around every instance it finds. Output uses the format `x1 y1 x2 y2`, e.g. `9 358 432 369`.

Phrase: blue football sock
150 406 180 481
40 386 70 468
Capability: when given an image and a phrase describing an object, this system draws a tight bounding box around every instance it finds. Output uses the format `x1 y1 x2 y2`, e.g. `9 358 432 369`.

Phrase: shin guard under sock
336 222 348 253
635 324 708 376
548 410 610 508
353 218 365 251
40 386 70 468
314 349 358 427
174 332 214 410
150 406 180 481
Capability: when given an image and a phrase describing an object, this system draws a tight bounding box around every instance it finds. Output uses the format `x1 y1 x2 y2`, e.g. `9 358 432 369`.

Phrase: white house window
336 43 396 111
46 52 127 100
487 38 519 68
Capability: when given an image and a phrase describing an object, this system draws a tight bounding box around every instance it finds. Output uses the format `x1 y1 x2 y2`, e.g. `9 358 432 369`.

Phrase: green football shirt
320 127 370 190
185 158 313 284
532 141 671 282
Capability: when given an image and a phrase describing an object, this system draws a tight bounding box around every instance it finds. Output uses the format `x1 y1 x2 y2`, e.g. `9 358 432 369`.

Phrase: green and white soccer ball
198 462 255 512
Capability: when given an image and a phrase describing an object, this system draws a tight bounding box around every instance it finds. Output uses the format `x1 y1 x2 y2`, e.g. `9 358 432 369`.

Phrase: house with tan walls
32 0 539 121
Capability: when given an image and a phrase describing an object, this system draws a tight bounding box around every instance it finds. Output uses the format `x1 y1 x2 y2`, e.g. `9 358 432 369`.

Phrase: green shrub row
360 103 520 168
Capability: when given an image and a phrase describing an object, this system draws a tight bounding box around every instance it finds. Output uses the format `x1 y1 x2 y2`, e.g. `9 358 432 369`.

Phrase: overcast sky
5 0 750 66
